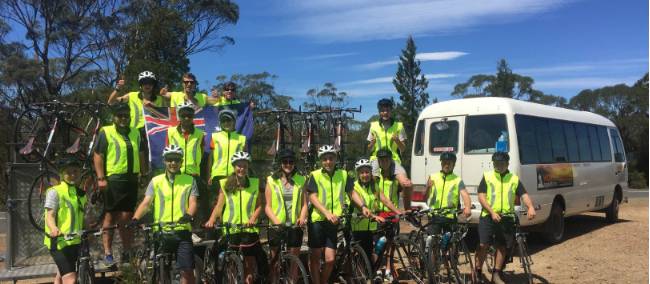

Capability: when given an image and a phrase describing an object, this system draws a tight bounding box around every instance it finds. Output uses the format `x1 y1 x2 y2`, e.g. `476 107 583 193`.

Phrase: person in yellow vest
108 71 168 130
475 152 536 284
208 109 247 189
161 72 219 107
424 152 472 235
44 156 85 284
306 145 371 284
368 99 413 208
131 144 198 284
204 151 265 284
212 81 241 106
350 159 401 264
93 102 148 266
264 148 308 283
165 102 208 220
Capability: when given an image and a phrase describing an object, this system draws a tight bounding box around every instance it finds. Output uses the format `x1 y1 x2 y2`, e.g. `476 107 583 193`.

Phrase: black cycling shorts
50 244 80 276
157 230 195 270
478 216 515 248
104 175 138 212
308 221 338 249
268 226 304 248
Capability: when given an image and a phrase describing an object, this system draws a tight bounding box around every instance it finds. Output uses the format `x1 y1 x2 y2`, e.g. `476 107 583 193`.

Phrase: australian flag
144 103 254 170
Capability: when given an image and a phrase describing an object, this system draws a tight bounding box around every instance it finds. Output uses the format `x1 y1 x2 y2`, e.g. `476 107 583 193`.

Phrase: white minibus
410 97 627 243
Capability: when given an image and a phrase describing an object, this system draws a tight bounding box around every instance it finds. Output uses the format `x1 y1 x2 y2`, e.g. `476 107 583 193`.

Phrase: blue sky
186 0 648 120
6 0 648 121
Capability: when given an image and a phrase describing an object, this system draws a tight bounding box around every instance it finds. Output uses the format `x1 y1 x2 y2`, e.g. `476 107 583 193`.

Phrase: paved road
625 188 648 199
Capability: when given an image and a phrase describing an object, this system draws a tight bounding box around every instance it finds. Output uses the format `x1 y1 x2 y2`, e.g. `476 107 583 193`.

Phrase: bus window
429 120 458 154
414 120 424 156
465 114 507 154
563 122 580 162
610 129 626 162
598 126 612 161
516 115 538 164
575 123 592 161
535 118 553 163
588 125 602 161
549 119 568 162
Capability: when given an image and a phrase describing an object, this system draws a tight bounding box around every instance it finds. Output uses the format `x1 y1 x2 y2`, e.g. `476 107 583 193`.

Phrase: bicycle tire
14 109 50 162
394 236 427 284
28 171 60 232
157 256 173 284
79 171 104 228
347 243 373 283
280 253 309 284
424 235 443 284
222 252 244 283
450 238 473 284
517 237 533 284
78 260 95 284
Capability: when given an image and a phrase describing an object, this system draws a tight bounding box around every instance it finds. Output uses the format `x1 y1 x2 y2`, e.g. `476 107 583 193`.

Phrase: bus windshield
429 120 459 153
465 114 508 154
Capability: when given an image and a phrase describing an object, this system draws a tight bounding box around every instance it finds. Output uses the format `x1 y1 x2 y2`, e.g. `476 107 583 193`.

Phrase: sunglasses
223 88 236 92
183 80 196 84
281 159 295 164
165 158 182 163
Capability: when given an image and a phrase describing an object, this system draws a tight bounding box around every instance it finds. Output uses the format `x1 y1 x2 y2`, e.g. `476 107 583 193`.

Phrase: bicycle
330 209 373 284
131 221 195 284
264 224 310 284
298 110 321 172
483 206 539 284
52 225 118 284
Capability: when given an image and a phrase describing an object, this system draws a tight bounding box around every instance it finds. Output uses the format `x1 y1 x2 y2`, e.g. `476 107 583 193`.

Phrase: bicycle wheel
394 236 427 284
69 107 101 161
79 171 104 228
279 253 309 284
222 252 244 283
14 109 50 162
157 257 173 284
346 243 373 283
450 239 474 284
78 260 95 284
517 237 533 284
28 171 60 232
424 236 443 284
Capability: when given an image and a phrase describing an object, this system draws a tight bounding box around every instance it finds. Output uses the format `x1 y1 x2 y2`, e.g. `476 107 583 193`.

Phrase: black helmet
58 155 81 169
377 98 394 110
492 151 510 162
110 102 130 114
440 152 457 162
376 149 392 159
278 148 295 160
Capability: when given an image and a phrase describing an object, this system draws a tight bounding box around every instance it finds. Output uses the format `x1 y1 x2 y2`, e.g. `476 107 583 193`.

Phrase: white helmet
138 71 157 84
162 144 183 158
177 101 195 114
355 159 372 171
318 145 337 158
230 151 251 165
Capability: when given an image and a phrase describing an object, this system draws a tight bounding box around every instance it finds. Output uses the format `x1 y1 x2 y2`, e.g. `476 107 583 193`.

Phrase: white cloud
358 51 468 70
297 52 358 61
535 76 639 89
275 0 569 42
517 58 649 76
343 73 456 86
425 73 457 80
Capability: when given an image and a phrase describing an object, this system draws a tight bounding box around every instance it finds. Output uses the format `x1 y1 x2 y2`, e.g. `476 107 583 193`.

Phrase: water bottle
217 251 225 271
440 232 451 249
495 131 508 152
374 236 387 255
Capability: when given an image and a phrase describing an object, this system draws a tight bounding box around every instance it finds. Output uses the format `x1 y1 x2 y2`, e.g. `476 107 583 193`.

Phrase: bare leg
117 211 134 250
269 246 280 283
321 247 336 283
102 212 114 255
180 269 195 284
244 256 256 284
53 272 63 284
289 247 302 280
61 272 77 284
309 248 323 284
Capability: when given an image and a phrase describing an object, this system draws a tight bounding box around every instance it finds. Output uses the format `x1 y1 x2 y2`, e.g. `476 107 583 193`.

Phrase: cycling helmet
177 101 195 114
376 149 392 159
355 159 372 171
110 102 130 114
219 109 237 122
162 144 184 158
440 152 457 162
138 71 157 84
377 98 394 109
278 148 296 160
318 145 337 158
492 151 510 162
231 151 252 165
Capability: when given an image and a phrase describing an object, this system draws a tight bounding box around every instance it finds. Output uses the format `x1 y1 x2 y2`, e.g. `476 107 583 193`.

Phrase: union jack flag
144 103 253 170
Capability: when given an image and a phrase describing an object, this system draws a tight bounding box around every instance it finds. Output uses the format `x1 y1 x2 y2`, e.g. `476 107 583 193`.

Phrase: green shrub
628 171 648 189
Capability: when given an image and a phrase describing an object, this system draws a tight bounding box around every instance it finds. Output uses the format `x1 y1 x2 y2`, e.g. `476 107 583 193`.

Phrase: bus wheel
543 203 564 244
605 193 620 223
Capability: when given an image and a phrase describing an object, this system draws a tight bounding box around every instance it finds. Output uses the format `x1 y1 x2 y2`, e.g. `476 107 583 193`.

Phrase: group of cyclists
43 70 537 284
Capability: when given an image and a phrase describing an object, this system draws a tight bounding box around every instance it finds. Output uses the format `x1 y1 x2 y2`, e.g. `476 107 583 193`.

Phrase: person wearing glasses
306 145 371 284
93 102 148 266
108 71 168 130
264 149 308 283
213 81 241 106
162 73 219 107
